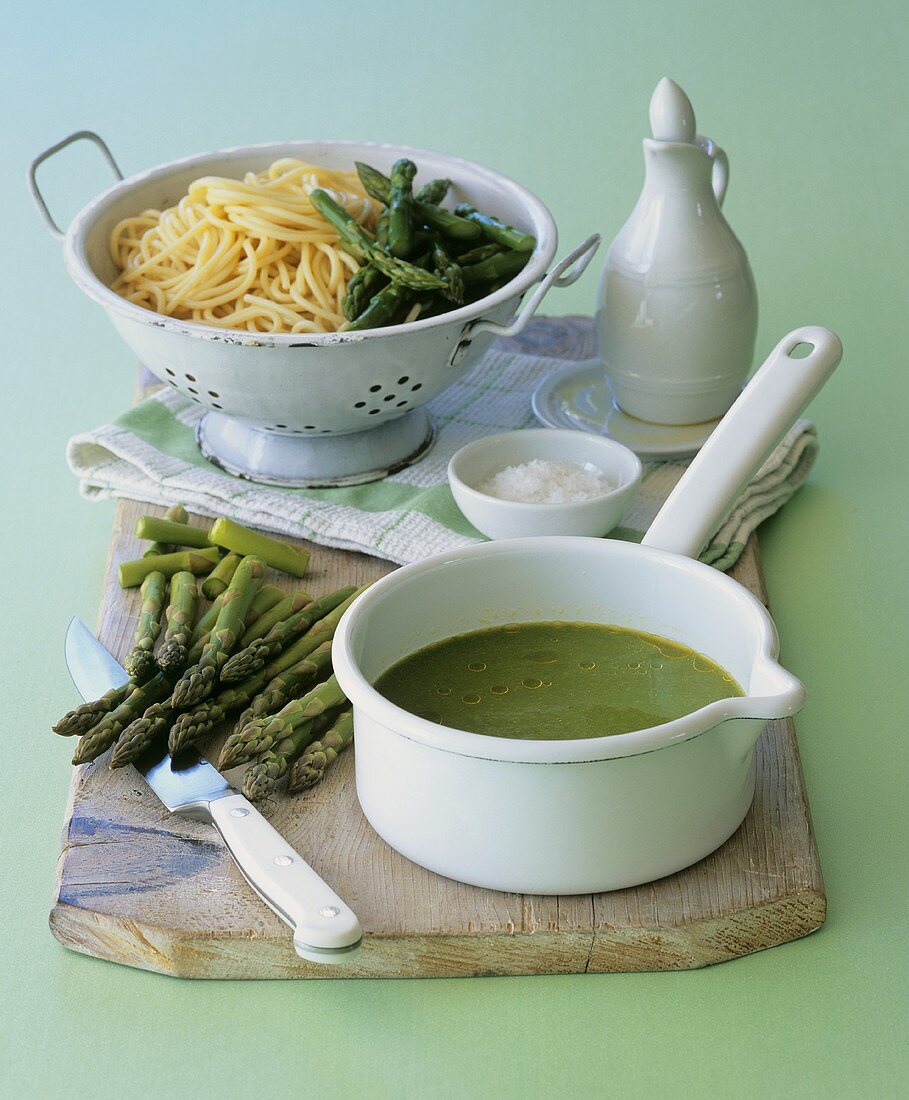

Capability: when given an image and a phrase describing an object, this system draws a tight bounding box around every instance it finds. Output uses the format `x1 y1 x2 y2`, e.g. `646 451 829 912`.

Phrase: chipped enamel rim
61 140 558 347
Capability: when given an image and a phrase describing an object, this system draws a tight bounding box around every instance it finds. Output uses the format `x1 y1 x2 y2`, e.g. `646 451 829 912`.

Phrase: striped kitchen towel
67 346 819 569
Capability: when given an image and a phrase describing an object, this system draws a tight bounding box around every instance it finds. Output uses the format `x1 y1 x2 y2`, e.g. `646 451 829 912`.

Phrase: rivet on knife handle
208 793 362 959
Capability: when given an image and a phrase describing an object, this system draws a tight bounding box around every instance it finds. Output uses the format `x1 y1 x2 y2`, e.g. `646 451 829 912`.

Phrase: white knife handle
209 792 362 961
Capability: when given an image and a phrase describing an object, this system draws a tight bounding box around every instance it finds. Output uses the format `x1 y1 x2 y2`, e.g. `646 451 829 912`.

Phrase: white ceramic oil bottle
597 77 757 425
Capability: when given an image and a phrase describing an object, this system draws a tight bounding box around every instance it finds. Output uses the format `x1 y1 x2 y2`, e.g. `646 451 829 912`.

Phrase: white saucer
532 359 722 460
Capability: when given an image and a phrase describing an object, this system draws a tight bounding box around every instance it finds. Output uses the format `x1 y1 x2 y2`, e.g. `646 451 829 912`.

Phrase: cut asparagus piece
119 548 219 589
461 249 531 288
142 503 188 557
345 283 414 332
287 709 354 793
72 673 171 765
342 263 386 321
201 552 241 600
353 163 480 243
135 516 214 550
53 681 132 737
123 571 166 682
171 556 266 708
453 204 537 252
219 586 358 684
156 571 198 673
208 517 309 579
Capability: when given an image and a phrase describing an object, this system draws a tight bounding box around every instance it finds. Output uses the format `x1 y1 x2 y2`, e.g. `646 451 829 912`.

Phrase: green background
2 1 906 1095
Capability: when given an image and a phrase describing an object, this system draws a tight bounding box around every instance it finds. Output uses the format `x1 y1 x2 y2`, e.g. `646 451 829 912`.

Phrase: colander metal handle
465 234 601 341
28 131 124 239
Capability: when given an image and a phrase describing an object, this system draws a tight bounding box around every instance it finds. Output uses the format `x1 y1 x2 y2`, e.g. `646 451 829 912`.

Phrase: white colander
30 132 600 486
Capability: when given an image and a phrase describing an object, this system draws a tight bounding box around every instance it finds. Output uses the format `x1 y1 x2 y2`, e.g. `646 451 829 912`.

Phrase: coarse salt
475 458 613 504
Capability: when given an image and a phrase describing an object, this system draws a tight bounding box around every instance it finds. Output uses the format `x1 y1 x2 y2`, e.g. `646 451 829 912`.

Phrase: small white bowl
447 428 642 539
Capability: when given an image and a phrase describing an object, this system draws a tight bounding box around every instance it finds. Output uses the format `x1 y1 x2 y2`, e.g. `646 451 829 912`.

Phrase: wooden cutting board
50 317 825 979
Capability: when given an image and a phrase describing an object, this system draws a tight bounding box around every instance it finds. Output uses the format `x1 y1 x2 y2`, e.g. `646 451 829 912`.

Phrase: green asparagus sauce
373 621 743 740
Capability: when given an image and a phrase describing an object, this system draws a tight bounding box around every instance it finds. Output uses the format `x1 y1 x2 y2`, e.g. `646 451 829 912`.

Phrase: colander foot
196 409 436 488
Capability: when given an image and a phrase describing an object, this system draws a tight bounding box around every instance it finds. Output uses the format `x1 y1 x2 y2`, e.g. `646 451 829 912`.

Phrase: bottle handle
708 142 729 207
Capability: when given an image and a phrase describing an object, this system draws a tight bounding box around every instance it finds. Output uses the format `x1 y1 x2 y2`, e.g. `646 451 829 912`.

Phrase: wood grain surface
49 317 825 979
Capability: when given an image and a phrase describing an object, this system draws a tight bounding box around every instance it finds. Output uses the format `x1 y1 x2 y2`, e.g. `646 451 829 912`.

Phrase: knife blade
65 617 362 963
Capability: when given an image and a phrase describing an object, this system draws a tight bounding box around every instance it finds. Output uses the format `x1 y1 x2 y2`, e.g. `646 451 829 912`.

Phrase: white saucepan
333 326 842 894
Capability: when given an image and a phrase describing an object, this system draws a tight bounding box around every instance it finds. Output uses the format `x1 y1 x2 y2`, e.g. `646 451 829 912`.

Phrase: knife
65 617 362 964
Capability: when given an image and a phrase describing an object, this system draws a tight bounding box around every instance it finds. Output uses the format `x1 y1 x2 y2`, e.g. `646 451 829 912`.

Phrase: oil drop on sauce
373 621 743 741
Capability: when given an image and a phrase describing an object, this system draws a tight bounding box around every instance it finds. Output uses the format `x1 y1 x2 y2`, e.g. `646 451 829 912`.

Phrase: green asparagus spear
432 241 465 305
119 547 219 589
201 552 241 600
461 249 531 288
345 283 414 332
415 178 451 205
342 263 386 321
134 516 214 550
453 204 536 252
224 672 346 772
241 678 347 805
171 556 266 708
156 571 198 673
219 585 357 683
72 673 171 765
309 189 447 292
239 589 314 647
186 583 285 663
53 681 133 737
287 709 354 793
174 639 333 756
453 243 505 265
208 517 309 578
109 700 174 768
123 571 166 682
388 158 417 258
353 164 481 243
143 503 188 556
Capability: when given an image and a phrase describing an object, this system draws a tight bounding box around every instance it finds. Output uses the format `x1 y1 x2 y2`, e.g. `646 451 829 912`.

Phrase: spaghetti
108 160 380 334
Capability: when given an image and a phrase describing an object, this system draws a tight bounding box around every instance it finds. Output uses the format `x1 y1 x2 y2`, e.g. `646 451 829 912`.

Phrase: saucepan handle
463 233 601 343
28 130 123 239
208 791 362 964
642 326 843 560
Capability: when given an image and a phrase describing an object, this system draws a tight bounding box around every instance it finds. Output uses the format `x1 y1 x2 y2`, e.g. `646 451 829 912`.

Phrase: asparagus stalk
219 585 358 684
223 672 345 771
123 571 166 682
185 583 285 663
110 700 174 768
240 678 347 806
208 517 309 578
143 503 188 556
454 243 505 265
415 178 452 205
432 240 465 305
287 709 354 793
388 158 417 258
239 589 314 646
171 556 266 708
72 673 171 765
453 204 537 252
172 638 333 756
135 516 214 549
354 163 481 243
342 263 386 321
461 249 531 289
309 189 447 292
53 681 132 737
345 283 413 332
156 571 198 673
201 552 241 600
119 547 219 588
